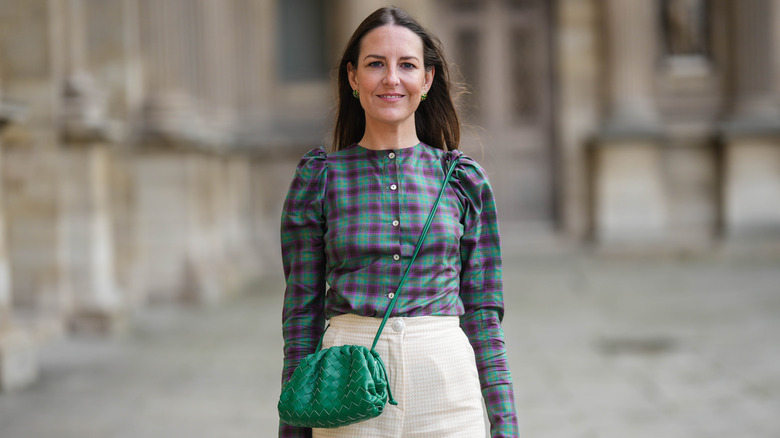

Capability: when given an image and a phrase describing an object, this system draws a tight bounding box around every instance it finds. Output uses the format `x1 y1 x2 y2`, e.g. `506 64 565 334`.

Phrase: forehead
359 24 424 58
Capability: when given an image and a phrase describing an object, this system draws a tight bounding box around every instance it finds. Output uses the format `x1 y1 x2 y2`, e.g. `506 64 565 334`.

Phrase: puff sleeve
450 152 519 437
279 148 327 438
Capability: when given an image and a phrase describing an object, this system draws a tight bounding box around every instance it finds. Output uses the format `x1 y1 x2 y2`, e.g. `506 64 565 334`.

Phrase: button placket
385 150 402 284
387 150 402 266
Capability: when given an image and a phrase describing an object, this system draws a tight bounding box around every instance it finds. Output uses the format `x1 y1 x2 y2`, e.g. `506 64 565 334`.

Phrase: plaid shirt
280 143 518 437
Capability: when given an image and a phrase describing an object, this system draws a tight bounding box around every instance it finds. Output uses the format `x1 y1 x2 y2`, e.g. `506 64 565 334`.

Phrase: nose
383 67 400 86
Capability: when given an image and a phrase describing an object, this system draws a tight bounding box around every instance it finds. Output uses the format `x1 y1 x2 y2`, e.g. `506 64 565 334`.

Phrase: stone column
0 68 38 392
199 0 237 141
59 0 125 333
131 0 224 304
602 0 661 132
333 0 388 46
1 0 71 340
720 0 780 239
234 0 273 143
137 0 197 143
85 0 143 307
179 152 225 305
590 0 668 247
556 0 601 239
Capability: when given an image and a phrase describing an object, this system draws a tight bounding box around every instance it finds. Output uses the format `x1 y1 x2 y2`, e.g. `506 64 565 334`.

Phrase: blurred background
0 0 779 437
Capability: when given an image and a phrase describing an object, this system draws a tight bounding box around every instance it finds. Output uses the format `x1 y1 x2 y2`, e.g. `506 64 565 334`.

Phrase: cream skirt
312 314 487 438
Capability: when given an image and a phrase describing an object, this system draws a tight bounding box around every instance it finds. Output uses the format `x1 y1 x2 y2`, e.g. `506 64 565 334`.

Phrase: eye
401 62 417 70
367 61 383 68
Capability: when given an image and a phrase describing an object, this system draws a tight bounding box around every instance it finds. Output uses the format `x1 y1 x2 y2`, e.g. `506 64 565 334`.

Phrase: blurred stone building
0 0 778 389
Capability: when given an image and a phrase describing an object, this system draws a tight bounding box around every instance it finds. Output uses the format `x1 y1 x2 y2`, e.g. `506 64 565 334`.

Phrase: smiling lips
378 93 404 100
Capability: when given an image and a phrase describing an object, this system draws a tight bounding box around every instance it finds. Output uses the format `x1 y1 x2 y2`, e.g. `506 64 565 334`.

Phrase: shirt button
392 319 405 332
387 292 395 299
392 220 399 227
388 152 396 159
390 184 397 191
392 254 400 261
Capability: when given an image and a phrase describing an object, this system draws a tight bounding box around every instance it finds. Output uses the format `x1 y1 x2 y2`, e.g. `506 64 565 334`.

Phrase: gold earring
353 89 360 99
420 92 428 102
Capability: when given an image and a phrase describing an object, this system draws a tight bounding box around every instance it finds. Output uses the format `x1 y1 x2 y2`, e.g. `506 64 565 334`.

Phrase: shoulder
416 144 488 181
442 149 491 190
295 147 327 173
287 147 327 198
291 147 327 182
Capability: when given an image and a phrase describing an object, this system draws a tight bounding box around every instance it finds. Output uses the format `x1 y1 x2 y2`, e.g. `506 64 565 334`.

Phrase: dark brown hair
332 7 461 151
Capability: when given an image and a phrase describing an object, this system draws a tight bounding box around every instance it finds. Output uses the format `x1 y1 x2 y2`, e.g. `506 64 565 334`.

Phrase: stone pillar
83 0 143 307
0 67 38 392
333 0 388 46
0 0 71 340
556 0 601 239
0 101 12 327
199 0 237 141
602 0 661 132
131 0 225 304
720 0 780 239
179 152 225 305
59 146 125 333
137 0 197 143
58 0 125 333
590 0 668 246
234 0 273 143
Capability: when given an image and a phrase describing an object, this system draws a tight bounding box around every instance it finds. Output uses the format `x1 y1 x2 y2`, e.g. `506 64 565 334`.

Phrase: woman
280 7 518 438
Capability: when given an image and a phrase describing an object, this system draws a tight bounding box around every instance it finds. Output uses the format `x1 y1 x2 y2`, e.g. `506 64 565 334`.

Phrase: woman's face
348 24 434 131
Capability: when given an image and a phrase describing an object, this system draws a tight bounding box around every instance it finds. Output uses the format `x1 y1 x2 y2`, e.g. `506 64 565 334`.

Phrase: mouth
377 94 404 99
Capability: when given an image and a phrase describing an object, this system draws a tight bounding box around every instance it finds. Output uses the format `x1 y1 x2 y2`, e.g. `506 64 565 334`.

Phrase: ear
424 66 435 93
347 62 358 90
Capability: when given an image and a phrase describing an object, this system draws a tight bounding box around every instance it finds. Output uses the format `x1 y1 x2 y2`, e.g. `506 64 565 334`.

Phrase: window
277 0 329 82
660 0 710 57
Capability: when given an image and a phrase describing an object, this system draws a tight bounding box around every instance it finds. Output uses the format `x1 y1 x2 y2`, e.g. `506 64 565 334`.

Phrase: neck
359 120 419 150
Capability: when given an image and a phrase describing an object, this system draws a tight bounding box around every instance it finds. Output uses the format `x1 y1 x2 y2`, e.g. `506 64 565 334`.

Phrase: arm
279 149 328 438
456 159 519 438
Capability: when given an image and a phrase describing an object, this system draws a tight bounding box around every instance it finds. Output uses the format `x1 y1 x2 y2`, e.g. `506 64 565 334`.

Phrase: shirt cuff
279 422 311 438
483 383 520 438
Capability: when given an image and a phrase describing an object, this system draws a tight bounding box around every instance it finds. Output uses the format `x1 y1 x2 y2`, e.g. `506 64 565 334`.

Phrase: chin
370 112 414 125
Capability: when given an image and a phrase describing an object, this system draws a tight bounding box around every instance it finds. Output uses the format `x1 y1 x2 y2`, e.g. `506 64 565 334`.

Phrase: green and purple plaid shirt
280 143 518 437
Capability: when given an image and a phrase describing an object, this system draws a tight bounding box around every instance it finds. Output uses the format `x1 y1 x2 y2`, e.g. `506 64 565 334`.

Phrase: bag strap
371 154 461 350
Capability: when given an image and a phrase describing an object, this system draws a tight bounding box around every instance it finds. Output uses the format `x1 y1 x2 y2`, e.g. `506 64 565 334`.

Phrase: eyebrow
363 54 421 62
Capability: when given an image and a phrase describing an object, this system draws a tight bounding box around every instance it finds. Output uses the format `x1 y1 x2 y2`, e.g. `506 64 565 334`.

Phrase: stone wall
0 0 294 390
1 0 779 391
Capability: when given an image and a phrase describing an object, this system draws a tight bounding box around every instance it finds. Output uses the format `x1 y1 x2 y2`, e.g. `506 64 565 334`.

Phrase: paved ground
0 246 779 437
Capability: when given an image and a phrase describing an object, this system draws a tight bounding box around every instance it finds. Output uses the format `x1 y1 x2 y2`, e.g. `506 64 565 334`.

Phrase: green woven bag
278 342 395 428
278 155 461 429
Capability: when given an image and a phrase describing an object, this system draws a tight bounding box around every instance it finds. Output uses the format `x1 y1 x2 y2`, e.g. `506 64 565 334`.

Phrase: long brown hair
332 7 461 151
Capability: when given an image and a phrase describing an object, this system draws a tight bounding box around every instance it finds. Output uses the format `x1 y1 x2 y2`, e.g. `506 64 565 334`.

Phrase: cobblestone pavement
0 248 779 437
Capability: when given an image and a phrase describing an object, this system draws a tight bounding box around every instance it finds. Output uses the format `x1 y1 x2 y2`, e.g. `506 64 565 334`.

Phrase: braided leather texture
278 345 391 428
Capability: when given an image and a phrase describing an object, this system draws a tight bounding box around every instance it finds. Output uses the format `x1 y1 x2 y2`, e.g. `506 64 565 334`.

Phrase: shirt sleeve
279 148 328 438
451 153 520 438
